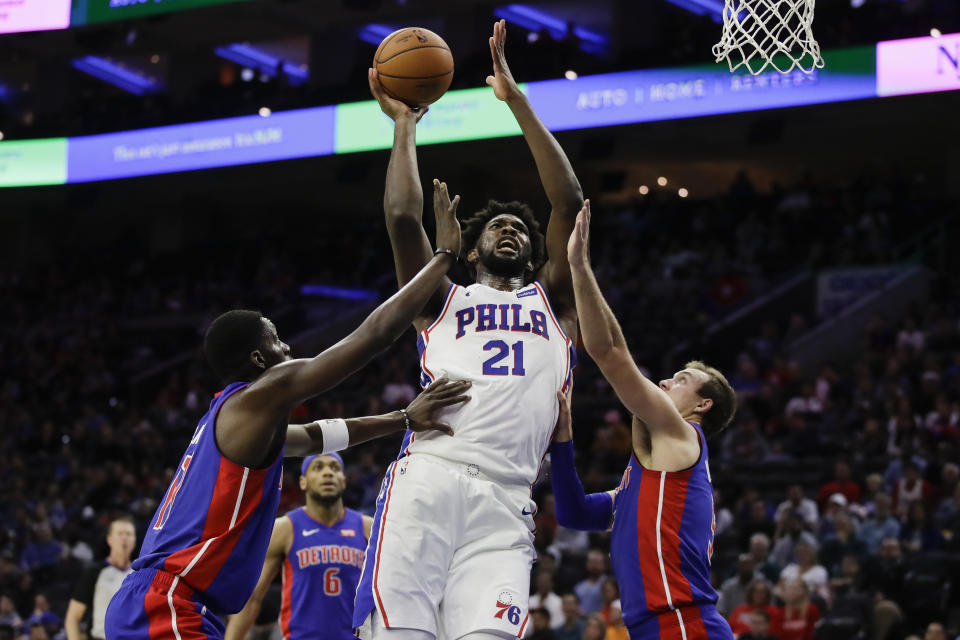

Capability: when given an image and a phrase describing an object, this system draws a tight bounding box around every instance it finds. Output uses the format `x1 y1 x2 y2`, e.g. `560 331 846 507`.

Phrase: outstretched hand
567 199 591 268
368 68 428 122
404 377 471 436
432 178 462 256
485 19 521 102
553 389 573 442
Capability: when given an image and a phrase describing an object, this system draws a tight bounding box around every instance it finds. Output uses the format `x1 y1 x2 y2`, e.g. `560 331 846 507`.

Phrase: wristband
399 408 413 431
433 248 457 260
318 419 349 454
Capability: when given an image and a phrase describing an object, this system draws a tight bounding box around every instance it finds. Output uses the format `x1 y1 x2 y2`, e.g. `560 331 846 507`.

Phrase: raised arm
216 182 463 467
549 390 614 531
566 202 689 439
487 20 583 299
224 517 289 640
369 69 450 325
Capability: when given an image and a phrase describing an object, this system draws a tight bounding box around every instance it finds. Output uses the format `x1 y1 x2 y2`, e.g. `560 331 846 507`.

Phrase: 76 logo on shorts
494 592 522 625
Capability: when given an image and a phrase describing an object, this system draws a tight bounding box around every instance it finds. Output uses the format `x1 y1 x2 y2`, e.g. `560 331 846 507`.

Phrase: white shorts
354 454 537 639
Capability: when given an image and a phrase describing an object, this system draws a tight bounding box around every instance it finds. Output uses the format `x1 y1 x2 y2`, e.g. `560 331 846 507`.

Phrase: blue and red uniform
280 507 366 640
105 382 285 640
610 422 732 639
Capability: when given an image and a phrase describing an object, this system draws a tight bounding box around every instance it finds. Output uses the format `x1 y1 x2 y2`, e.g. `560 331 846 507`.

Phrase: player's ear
299 475 307 491
696 397 713 415
250 350 267 370
466 248 480 264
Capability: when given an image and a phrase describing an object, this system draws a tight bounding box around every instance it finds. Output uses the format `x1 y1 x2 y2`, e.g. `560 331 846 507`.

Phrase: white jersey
402 281 575 487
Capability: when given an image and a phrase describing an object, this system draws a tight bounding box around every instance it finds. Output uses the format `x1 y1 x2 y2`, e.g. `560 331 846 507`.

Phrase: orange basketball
373 27 454 108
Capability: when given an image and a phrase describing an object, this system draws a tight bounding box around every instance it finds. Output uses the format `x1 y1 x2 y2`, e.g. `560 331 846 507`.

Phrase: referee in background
64 516 136 640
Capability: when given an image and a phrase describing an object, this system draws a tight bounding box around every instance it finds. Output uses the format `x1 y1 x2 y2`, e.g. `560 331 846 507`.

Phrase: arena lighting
72 56 163 96
657 176 668 186
259 107 271 117
931 28 942 38
240 68 255 82
214 44 309 87
678 187 689 197
358 23 396 47
564 70 578 80
0 132 4 141
300 285 379 301
493 4 610 55
662 0 723 23
638 185 649 195
150 55 160 64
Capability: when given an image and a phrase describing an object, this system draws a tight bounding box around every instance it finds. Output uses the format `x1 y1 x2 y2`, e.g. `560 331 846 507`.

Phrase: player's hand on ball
368 68 429 122
485 19 520 102
404 377 471 436
567 199 591 268
432 178 461 256
553 390 573 443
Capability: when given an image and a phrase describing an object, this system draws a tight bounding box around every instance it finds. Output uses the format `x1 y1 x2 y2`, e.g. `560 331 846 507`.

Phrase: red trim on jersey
372 462 398 628
531 281 573 392
636 471 668 612
531 281 570 342
652 607 709 640
659 470 695 608
517 612 530 637
420 285 458 382
163 458 268 590
144 572 206 640
402 433 415 457
280 557 293 639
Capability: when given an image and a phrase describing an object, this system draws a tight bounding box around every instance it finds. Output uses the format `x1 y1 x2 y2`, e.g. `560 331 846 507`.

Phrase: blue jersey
280 507 365 640
133 382 285 615
610 421 732 639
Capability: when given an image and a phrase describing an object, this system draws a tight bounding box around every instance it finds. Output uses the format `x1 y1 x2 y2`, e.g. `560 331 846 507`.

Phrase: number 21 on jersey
482 340 525 376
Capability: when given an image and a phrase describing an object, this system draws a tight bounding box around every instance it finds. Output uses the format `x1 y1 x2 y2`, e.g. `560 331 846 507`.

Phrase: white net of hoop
712 0 825 75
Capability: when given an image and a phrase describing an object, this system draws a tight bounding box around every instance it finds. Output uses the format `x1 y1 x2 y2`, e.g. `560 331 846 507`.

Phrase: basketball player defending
358 19 582 640
104 185 470 640
549 202 737 640
225 453 371 640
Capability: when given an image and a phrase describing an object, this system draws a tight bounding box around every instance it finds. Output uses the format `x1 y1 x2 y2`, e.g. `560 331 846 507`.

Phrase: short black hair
460 200 546 281
204 310 265 383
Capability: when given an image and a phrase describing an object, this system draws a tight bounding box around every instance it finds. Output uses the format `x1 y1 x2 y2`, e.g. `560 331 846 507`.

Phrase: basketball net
712 0 825 75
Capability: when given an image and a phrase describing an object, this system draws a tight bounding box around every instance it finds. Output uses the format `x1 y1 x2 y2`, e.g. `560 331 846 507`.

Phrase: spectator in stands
582 614 606 640
604 600 628 640
935 484 960 531
816 460 862 508
777 541 829 603
817 493 850 538
820 512 866 575
739 500 776 552
527 570 563 633
527 608 554 640
21 595 60 637
0 596 21 629
860 472 887 515
775 578 819 640
717 554 761 616
923 621 947 640
18 526 62 574
899 501 945 552
863 538 906 607
727 580 779 637
747 533 780 583
893 461 934 516
553 594 584 640
770 512 818 569
573 550 607 614
738 609 779 640
599 579 619 625
858 493 900 553
774 486 818 531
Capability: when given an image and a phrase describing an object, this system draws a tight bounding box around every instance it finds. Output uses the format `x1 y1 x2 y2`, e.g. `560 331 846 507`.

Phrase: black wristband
399 408 412 431
434 248 457 260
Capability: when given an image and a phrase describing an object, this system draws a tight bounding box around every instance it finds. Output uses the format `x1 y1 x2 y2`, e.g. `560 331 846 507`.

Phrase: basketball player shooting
356 19 582 640
224 453 372 640
104 186 470 640
549 201 738 640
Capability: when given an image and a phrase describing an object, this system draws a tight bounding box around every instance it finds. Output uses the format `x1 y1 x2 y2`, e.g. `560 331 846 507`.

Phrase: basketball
373 27 454 108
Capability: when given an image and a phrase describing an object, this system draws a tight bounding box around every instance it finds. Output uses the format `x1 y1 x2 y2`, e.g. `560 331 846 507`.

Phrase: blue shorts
627 605 733 640
105 569 225 640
